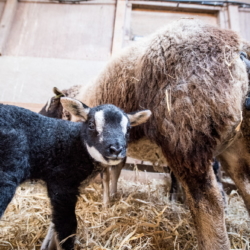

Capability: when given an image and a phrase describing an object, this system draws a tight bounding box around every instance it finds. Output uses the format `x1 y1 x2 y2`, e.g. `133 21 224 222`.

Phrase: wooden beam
93 169 171 185
111 0 127 55
131 1 222 12
19 0 115 4
0 0 17 56
218 9 229 29
228 5 240 33
2 102 44 113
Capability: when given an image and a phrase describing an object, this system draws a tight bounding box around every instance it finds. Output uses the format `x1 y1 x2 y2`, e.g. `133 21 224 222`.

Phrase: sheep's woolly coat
78 19 249 177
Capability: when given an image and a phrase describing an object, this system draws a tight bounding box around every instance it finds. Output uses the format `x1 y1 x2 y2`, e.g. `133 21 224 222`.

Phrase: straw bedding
0 174 249 250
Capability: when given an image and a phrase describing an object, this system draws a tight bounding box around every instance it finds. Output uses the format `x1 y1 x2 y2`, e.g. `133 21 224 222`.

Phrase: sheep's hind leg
170 162 230 250
169 171 185 203
47 185 78 250
0 174 19 218
218 136 250 214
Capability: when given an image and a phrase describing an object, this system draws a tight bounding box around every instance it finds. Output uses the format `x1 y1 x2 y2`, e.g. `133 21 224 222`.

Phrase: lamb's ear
60 97 90 121
127 110 152 127
53 87 65 99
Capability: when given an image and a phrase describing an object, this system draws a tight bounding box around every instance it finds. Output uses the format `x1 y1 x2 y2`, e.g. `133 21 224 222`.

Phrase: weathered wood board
4 2 115 60
131 8 218 38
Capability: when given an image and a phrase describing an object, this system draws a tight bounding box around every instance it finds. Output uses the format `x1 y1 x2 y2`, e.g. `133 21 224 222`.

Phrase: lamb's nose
109 146 123 156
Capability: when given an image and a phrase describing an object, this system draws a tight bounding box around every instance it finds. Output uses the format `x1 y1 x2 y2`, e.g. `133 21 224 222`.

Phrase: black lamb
0 97 151 250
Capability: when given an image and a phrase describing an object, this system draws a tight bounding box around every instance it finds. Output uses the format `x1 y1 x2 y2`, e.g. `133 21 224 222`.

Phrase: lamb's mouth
104 156 124 164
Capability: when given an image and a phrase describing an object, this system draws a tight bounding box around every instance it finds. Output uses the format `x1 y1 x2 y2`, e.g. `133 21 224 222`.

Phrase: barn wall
0 0 249 104
0 56 107 103
130 9 218 38
0 0 115 104
4 2 115 60
239 9 250 42
113 0 249 52
0 0 5 18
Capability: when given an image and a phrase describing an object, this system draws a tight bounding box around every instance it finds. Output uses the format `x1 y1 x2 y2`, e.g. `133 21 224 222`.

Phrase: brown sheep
42 19 250 250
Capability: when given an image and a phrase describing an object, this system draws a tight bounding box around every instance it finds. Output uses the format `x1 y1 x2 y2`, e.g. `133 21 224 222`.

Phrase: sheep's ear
127 110 152 127
60 97 90 122
53 87 65 99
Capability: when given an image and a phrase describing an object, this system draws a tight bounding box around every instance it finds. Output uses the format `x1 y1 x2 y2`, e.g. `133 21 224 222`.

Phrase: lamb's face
60 97 152 166
84 105 130 165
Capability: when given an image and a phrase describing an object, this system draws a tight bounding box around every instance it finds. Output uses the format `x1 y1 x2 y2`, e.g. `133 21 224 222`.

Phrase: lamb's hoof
103 199 111 208
111 192 119 200
40 236 58 250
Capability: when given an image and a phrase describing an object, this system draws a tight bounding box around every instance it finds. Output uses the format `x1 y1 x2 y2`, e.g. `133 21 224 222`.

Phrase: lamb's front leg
46 184 78 250
102 167 110 206
110 158 126 196
41 222 58 250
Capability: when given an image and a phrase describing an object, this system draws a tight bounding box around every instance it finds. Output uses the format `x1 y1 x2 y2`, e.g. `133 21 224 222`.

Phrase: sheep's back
79 19 248 174
136 19 248 173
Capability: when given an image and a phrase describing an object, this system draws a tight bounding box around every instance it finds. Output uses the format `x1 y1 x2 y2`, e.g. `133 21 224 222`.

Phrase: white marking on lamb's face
120 115 128 135
86 143 108 164
95 110 105 142
107 159 123 165
86 143 123 165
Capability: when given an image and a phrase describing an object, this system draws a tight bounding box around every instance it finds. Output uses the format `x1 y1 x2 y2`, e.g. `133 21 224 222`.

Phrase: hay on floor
0 176 249 250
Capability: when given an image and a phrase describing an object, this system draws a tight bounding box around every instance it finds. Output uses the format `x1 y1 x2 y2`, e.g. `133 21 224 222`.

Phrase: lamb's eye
88 122 95 130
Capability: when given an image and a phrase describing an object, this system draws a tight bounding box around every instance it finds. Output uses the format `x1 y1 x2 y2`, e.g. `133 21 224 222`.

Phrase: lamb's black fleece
0 104 101 250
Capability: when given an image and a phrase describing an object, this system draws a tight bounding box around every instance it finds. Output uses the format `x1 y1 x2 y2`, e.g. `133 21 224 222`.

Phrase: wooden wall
0 0 249 104
0 0 5 17
130 8 218 37
239 8 250 42
0 0 116 104
5 3 115 60
114 0 250 52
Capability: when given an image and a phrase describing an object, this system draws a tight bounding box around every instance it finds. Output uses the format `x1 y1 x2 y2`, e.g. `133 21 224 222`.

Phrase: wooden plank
19 0 115 4
1 102 44 112
124 2 132 46
0 0 17 56
112 0 127 55
93 169 171 185
130 8 218 38
218 9 229 29
239 8 250 42
0 1 5 20
4 3 115 60
131 1 222 11
124 163 169 172
230 0 250 3
0 56 107 104
228 5 240 33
